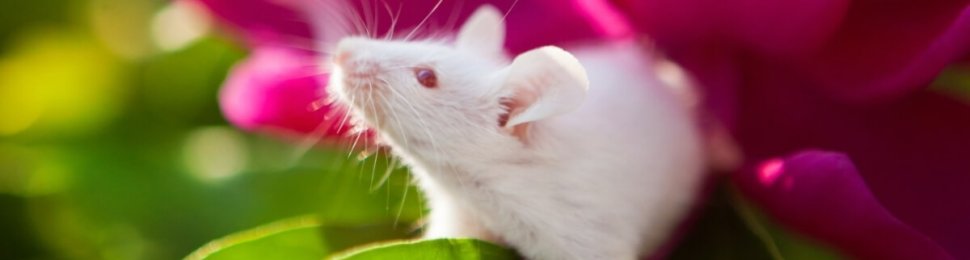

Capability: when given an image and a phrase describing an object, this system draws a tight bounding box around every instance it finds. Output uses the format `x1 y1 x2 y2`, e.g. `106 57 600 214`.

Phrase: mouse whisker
381 0 402 40
286 104 343 168
318 0 368 40
345 3 369 40
302 0 360 47
442 0 466 32
334 94 356 133
385 154 393 212
393 169 411 229
503 0 520 22
371 0 382 40
346 108 366 158
370 90 399 192
404 0 443 40
371 150 396 192
346 127 363 157
358 0 376 39
384 77 468 193
255 35 333 55
367 85 385 189
379 83 411 150
369 0 385 39
269 70 331 85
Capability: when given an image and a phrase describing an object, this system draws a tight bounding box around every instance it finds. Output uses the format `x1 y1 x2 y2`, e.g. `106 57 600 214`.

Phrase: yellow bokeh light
182 126 249 184
0 30 124 137
89 0 158 59
0 75 45 135
152 0 212 52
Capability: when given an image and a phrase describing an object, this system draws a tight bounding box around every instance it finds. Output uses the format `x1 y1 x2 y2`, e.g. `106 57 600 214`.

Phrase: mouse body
326 6 705 260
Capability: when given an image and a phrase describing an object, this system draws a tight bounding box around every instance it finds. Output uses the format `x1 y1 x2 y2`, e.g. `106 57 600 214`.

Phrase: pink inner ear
498 95 534 143
500 87 542 126
498 97 515 127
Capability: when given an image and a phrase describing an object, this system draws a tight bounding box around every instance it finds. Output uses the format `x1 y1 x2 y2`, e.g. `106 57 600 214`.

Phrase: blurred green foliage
0 0 859 259
0 0 417 258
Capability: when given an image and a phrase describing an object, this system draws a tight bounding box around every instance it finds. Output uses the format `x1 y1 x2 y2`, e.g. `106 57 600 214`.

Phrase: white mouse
324 5 706 260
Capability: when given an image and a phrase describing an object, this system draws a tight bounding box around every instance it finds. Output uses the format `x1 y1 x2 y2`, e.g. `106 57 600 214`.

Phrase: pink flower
218 46 345 137
197 0 970 258
617 1 970 258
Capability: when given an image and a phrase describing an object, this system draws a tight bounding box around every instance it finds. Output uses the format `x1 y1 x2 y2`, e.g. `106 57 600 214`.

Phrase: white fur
325 6 705 260
501 46 589 128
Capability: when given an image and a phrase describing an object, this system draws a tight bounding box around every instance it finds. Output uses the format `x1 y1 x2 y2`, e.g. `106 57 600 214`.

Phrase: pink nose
334 51 351 66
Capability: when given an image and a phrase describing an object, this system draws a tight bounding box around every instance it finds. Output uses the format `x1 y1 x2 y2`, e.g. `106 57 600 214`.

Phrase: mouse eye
414 68 438 88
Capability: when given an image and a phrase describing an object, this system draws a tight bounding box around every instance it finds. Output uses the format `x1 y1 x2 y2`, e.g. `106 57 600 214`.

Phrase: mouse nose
334 50 352 66
333 38 381 77
333 48 364 73
333 37 369 63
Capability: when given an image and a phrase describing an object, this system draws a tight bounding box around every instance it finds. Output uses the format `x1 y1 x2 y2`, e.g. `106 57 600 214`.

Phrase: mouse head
328 5 588 162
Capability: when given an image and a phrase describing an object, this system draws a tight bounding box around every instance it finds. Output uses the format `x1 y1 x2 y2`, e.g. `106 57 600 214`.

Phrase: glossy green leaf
333 238 521 260
186 216 327 260
186 215 416 260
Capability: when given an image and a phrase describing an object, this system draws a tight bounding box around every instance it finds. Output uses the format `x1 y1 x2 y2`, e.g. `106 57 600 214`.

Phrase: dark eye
414 68 438 88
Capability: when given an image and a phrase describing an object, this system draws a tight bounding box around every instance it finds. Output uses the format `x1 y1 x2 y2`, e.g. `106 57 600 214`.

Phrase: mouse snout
334 50 352 65
333 47 379 77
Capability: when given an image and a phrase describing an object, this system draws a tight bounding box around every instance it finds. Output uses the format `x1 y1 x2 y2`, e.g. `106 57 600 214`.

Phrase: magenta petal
500 0 631 53
197 0 627 54
619 0 970 102
804 2 970 101
219 46 342 137
736 58 970 258
612 0 848 127
194 0 313 45
614 0 848 58
324 0 630 54
734 151 952 260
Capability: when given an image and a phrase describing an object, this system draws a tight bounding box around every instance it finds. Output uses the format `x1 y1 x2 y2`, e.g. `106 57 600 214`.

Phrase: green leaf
729 189 844 260
319 222 414 254
668 184 846 260
668 186 775 260
933 65 970 100
186 216 327 260
333 239 521 260
186 215 416 260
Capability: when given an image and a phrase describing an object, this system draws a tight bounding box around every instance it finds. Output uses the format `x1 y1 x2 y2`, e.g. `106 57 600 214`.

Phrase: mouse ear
500 46 588 129
456 5 505 56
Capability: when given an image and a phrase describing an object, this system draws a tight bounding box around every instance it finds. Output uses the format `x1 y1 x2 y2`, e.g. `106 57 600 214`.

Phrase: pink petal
735 59 970 258
219 46 346 138
734 151 952 260
611 0 847 127
499 0 632 53
804 2 970 101
613 0 847 57
321 0 628 53
617 0 970 104
195 0 628 53
194 0 313 45
332 0 632 53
